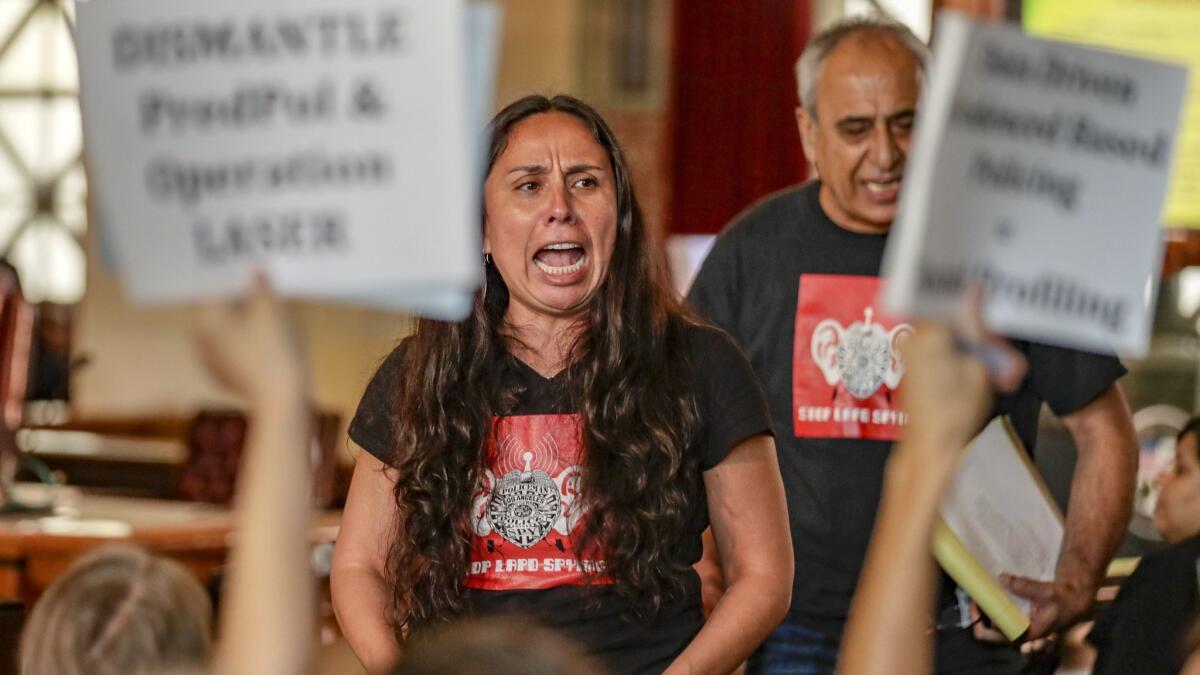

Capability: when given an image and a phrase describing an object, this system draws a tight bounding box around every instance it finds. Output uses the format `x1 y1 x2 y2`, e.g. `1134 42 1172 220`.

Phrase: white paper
76 0 495 320
466 1 503 136
883 12 1188 356
939 418 1064 617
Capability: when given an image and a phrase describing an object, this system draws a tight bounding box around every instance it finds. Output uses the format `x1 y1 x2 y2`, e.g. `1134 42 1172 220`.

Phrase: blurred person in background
1086 416 1200 674
331 94 793 675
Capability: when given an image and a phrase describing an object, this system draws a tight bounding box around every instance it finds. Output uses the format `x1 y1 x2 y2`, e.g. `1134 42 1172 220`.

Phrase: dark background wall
667 0 811 235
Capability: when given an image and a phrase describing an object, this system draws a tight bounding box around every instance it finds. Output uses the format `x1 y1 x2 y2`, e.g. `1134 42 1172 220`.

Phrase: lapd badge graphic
486 451 563 549
812 307 914 400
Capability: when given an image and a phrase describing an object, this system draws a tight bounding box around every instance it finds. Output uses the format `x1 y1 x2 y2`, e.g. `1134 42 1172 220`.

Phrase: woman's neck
502 308 585 378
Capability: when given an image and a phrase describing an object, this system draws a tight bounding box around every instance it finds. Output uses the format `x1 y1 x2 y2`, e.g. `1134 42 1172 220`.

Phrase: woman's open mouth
533 242 587 275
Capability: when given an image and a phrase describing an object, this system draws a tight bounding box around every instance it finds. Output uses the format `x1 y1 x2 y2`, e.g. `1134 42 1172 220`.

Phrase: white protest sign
303 0 501 320
882 11 1188 356
76 0 481 319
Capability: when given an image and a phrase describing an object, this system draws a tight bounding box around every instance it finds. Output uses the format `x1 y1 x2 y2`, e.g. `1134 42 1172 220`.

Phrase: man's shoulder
720 182 817 242
688 182 818 310
678 318 737 359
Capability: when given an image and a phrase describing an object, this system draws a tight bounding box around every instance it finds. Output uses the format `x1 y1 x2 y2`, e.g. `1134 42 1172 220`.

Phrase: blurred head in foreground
390 616 608 675
1155 417 1200 544
19 545 212 675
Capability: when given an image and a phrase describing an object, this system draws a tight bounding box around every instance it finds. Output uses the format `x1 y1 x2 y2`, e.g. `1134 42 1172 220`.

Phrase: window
0 0 85 304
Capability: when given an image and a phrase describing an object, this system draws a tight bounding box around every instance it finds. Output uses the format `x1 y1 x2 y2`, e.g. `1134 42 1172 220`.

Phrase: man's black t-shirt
686 181 1127 640
349 322 773 675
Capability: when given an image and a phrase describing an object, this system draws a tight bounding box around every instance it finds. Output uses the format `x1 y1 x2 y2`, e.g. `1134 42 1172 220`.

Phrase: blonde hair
19 545 213 675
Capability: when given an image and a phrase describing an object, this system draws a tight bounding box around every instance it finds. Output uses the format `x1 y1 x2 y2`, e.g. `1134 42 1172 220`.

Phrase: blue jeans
746 619 839 675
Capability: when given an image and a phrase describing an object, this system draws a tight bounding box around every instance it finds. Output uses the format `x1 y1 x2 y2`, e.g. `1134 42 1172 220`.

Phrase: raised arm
839 308 1027 675
665 433 793 675
332 450 403 674
194 282 317 675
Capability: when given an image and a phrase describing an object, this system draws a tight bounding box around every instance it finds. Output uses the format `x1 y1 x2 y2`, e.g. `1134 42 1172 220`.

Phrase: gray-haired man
688 16 1136 674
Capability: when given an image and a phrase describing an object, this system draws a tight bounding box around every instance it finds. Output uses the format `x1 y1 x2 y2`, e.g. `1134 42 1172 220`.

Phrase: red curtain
666 1 810 234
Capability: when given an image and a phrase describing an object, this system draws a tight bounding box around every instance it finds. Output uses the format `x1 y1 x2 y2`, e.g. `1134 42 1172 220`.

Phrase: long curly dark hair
382 95 703 635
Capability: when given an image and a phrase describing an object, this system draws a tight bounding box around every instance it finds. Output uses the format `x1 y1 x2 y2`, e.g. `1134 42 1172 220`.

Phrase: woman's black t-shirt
349 322 773 674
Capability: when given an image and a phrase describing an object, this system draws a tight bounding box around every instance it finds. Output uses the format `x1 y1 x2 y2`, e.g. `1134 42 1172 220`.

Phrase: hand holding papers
75 0 499 320
883 11 1188 356
935 417 1065 641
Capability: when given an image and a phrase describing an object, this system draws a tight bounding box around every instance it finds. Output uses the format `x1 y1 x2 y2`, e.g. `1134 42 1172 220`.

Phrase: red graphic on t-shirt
793 274 914 440
464 414 611 590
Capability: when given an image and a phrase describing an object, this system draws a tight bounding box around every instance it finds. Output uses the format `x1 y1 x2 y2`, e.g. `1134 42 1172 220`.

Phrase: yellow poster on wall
1025 0 1199 227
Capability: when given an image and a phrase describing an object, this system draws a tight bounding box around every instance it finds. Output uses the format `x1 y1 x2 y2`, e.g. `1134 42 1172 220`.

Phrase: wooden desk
0 484 340 606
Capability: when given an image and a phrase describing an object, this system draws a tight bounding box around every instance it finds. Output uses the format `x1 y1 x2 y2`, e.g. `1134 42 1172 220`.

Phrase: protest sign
883 11 1187 356
76 0 485 319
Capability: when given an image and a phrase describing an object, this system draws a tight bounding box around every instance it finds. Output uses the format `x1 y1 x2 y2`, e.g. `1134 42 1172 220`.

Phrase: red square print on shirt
793 274 914 440
464 413 611 590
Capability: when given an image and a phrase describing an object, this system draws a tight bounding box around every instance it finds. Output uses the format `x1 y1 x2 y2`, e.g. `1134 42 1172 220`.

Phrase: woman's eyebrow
506 163 606 175
506 164 548 175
